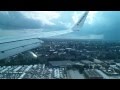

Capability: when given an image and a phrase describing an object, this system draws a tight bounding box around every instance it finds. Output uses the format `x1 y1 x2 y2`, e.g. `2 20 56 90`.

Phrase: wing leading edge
72 11 89 31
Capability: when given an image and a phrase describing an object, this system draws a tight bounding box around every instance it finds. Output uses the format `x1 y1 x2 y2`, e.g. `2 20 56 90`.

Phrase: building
67 70 84 79
81 60 93 65
101 66 119 76
95 69 109 79
81 60 94 69
49 60 74 68
116 63 120 68
94 59 103 64
84 69 103 79
54 68 60 79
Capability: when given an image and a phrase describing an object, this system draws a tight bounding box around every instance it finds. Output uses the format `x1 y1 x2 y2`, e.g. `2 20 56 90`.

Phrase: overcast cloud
0 11 120 40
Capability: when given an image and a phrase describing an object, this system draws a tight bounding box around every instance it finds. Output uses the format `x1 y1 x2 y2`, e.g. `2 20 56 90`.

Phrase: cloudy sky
0 11 120 40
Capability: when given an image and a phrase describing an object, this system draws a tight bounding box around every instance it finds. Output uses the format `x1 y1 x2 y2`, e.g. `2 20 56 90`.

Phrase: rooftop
84 69 103 78
94 59 103 63
49 60 74 67
81 60 93 64
67 70 84 79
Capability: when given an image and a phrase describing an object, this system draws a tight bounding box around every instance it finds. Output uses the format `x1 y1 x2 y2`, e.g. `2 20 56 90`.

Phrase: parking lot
0 64 67 79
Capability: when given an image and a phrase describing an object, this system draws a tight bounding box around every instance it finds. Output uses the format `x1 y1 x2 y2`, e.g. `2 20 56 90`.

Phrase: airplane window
0 11 120 79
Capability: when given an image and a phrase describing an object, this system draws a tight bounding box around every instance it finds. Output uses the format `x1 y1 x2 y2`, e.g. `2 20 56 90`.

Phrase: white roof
96 69 109 79
94 59 103 63
68 70 83 79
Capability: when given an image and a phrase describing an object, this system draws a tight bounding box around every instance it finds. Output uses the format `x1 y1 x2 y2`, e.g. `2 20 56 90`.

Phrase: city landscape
1 38 120 79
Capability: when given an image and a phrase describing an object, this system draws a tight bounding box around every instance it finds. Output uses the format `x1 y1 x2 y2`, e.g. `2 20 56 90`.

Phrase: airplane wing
72 11 89 31
0 11 89 60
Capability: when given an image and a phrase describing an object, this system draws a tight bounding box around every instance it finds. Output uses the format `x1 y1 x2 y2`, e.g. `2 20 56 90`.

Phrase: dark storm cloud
0 11 68 30
79 11 120 40
102 12 120 40
0 11 42 29
55 11 120 40
1 11 120 41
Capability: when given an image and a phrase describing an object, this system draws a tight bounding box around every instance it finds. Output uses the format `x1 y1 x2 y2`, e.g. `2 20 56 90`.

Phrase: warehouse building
67 70 85 79
48 60 74 68
84 69 103 79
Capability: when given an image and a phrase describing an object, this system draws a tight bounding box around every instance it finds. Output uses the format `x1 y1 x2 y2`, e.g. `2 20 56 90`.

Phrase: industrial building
116 63 120 68
94 59 103 64
67 70 85 79
48 60 74 67
84 69 103 79
81 60 93 65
